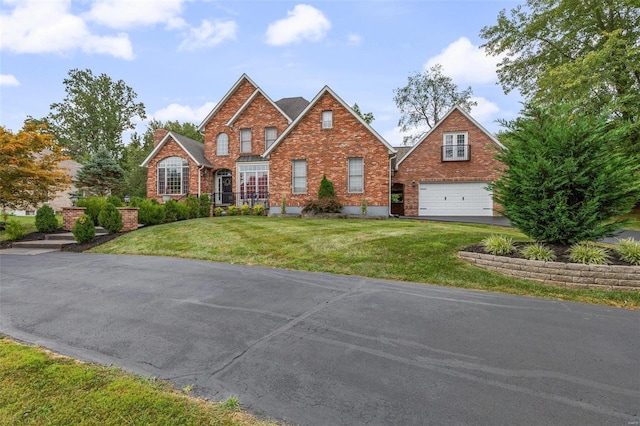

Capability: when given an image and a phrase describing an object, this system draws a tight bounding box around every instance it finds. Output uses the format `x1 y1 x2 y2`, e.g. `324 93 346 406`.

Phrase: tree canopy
0 122 71 218
46 68 146 162
75 148 125 197
480 0 639 130
393 64 476 144
352 103 375 124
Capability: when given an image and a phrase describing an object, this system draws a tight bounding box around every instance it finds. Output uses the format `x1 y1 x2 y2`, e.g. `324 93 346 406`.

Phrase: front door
215 170 233 205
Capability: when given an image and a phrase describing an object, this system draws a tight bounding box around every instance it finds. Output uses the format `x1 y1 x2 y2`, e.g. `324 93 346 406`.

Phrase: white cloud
347 33 362 46
469 97 500 123
266 4 331 46
424 37 503 84
0 74 20 86
0 0 134 59
85 0 187 30
151 102 217 123
179 20 237 51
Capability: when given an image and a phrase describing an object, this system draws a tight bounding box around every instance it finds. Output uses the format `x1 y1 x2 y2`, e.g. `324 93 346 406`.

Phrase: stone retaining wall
458 251 640 291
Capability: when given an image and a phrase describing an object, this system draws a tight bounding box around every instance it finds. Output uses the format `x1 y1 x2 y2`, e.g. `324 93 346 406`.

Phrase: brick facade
268 91 391 214
392 108 504 216
62 207 87 231
118 208 139 232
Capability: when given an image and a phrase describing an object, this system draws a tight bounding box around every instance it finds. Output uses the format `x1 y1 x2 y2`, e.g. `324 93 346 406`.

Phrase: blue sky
1 0 523 146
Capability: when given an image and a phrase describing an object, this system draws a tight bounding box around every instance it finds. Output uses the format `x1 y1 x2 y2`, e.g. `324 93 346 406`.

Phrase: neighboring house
142 74 503 217
391 106 505 217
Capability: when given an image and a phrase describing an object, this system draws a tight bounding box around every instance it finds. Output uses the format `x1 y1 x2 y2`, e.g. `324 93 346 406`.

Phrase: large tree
0 122 71 220
352 103 375 124
393 64 476 144
75 148 125 197
480 0 639 151
46 68 146 162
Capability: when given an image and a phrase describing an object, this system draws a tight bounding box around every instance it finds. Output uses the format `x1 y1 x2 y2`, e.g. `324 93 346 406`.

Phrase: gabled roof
262 85 396 157
226 88 292 127
275 97 309 120
141 131 212 168
197 74 259 131
395 105 505 170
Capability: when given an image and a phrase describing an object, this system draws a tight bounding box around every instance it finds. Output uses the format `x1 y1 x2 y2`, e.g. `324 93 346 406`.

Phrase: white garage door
419 182 493 216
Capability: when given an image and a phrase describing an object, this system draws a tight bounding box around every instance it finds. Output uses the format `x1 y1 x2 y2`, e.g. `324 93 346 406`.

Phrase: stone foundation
458 251 640 291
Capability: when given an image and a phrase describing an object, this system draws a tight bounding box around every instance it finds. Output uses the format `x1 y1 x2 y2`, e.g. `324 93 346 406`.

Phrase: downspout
198 165 204 197
389 154 396 217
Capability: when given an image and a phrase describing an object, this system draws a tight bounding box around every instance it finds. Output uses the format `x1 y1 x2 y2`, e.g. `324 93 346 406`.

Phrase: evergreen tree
75 148 125 197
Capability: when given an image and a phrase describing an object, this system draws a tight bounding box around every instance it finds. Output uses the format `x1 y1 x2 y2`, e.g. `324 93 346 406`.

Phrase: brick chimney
153 128 169 147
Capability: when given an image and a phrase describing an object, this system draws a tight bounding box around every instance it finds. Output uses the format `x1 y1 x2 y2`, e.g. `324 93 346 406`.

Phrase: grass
0 215 62 241
92 216 640 309
0 336 273 426
620 207 640 231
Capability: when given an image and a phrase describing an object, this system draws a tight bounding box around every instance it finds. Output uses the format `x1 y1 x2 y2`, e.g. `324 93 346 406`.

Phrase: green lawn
93 216 640 309
0 337 273 426
621 207 640 231
0 215 63 241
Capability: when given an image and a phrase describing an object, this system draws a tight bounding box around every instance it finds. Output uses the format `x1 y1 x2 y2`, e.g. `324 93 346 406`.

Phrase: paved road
1 252 639 425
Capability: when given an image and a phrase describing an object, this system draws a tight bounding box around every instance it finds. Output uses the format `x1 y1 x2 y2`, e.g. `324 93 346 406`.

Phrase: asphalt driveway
1 252 639 425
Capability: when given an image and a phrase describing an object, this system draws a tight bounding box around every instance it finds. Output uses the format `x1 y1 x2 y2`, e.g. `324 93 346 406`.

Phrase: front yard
92 216 640 309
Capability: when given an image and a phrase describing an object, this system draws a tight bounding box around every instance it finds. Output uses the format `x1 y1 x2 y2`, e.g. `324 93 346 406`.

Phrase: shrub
240 204 251 215
198 194 211 217
5 219 25 240
252 205 265 216
615 238 640 265
137 200 165 226
281 196 287 214
106 195 124 207
176 202 190 220
227 205 239 216
481 235 515 255
98 203 123 233
568 242 611 265
72 214 95 243
491 104 640 245
521 243 556 261
75 197 106 226
302 197 343 214
128 196 144 207
35 205 59 233
185 195 200 219
214 207 224 217
361 198 367 216
318 175 336 199
164 199 179 222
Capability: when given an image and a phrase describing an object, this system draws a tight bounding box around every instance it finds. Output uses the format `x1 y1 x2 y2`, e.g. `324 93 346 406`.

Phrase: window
238 163 269 201
292 160 307 194
216 133 229 156
240 128 252 153
265 127 277 149
322 110 333 129
443 132 469 161
348 157 363 193
157 157 189 195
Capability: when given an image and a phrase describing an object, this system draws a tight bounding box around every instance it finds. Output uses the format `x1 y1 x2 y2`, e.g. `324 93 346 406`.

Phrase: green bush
75 197 106 226
318 175 336 199
521 243 556 261
240 204 251 215
281 196 287 214
214 207 224 217
128 196 145 207
481 235 515 255
138 200 165 226
568 242 611 265
198 194 211 217
176 202 190 220
252 205 265 216
5 219 25 240
361 198 367 216
615 238 640 265
227 205 239 216
106 195 124 207
302 197 343 214
492 104 640 245
72 214 95 244
164 199 179 222
185 195 200 219
35 205 59 233
98 203 123 233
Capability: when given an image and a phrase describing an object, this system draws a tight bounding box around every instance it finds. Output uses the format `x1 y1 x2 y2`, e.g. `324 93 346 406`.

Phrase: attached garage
418 182 493 216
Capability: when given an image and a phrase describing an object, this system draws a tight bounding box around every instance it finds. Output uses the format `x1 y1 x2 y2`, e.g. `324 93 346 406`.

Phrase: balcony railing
212 192 270 208
442 144 471 162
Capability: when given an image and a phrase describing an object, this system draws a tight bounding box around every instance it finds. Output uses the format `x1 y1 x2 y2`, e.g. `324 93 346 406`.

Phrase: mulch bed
463 242 635 267
1 229 125 252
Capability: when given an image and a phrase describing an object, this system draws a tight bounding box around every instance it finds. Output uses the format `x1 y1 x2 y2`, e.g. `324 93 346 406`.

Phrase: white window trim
216 132 229 156
157 156 189 195
322 110 333 129
292 159 307 194
347 157 364 193
443 132 469 161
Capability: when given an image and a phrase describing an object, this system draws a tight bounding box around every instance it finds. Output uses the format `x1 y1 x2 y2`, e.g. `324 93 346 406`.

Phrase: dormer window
322 110 333 129
442 132 470 161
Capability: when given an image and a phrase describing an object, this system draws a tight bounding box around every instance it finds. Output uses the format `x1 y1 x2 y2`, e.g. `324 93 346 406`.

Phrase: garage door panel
418 183 493 216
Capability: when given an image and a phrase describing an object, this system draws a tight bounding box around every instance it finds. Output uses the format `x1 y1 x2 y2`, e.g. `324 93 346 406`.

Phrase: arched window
157 157 189 195
216 133 229 156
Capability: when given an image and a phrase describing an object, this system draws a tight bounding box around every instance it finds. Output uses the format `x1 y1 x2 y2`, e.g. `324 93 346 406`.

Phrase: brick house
142 74 503 217
391 106 505 216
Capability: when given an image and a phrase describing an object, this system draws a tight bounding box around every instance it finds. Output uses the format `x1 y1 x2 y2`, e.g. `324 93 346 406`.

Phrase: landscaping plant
72 214 95 244
137 200 165 226
5 219 25 240
252 205 265 216
521 243 556 262
98 203 123 233
568 242 611 265
281 196 287 214
75 197 106 226
198 194 211 217
240 204 251 215
615 238 640 265
35 205 59 233
163 199 179 222
492 104 640 245
481 235 515 255
318 174 336 199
